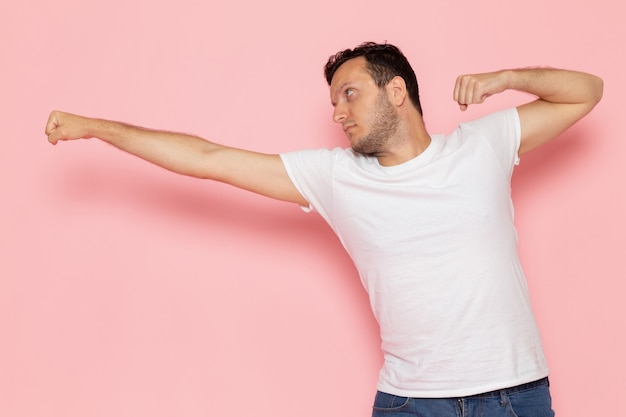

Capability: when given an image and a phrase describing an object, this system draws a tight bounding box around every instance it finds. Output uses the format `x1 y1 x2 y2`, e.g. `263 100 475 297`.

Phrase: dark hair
324 42 423 115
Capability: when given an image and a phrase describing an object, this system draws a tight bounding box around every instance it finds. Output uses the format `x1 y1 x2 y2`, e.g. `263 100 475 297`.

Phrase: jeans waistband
473 377 549 398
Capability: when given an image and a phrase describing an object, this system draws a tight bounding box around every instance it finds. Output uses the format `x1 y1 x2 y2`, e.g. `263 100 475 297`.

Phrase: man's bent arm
45 111 308 205
454 68 603 155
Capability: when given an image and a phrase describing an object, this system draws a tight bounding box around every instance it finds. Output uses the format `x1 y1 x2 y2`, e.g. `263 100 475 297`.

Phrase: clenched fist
45 111 94 145
453 70 510 111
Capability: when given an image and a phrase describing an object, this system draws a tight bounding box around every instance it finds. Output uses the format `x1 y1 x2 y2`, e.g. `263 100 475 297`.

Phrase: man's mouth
343 124 355 134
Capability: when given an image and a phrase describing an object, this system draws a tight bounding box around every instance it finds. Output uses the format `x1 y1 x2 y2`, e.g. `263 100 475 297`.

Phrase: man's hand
45 111 94 145
453 71 510 111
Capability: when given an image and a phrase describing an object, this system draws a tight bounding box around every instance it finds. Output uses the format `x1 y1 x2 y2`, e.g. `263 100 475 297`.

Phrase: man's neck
376 117 431 167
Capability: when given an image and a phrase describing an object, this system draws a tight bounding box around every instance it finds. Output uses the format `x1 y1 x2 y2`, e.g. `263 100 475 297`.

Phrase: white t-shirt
279 108 549 398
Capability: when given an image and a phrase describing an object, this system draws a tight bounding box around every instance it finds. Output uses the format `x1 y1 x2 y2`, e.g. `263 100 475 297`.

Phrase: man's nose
333 104 348 124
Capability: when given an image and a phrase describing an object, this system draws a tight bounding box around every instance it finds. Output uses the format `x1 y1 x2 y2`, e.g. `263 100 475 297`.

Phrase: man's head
324 42 423 115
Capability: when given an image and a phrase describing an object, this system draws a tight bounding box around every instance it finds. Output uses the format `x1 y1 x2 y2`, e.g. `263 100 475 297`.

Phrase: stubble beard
351 92 400 157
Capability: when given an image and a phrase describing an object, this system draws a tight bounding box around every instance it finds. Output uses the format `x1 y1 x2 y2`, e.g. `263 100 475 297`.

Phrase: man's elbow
589 74 604 106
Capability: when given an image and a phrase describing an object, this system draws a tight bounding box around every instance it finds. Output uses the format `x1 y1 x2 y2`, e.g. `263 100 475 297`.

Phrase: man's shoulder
458 108 519 132
281 146 372 165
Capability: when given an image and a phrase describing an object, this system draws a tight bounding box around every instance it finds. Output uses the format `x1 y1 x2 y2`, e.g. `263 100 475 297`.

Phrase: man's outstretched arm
453 68 603 155
45 111 308 205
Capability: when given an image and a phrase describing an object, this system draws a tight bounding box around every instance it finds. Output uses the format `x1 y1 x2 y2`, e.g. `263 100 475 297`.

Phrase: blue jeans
372 377 555 417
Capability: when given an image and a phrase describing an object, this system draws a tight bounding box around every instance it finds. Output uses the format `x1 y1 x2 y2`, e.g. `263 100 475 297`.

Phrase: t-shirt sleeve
461 107 521 178
279 148 341 217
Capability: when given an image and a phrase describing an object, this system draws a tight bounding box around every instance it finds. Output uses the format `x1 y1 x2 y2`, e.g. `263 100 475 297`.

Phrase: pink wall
1 1 623 416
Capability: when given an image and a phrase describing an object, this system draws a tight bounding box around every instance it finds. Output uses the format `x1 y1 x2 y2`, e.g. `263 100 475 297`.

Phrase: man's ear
387 76 408 106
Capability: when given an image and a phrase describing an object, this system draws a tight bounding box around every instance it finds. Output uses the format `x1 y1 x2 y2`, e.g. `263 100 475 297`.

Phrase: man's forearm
454 67 603 111
47 111 223 178
503 67 603 106
91 119 222 177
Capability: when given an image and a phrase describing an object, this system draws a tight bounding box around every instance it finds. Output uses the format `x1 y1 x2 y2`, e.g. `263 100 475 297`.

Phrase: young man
45 42 603 417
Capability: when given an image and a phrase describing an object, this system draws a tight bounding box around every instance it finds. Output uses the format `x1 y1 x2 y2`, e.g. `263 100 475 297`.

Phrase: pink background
1 0 623 416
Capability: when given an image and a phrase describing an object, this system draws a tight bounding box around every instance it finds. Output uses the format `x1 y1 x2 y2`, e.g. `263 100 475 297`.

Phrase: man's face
330 57 399 156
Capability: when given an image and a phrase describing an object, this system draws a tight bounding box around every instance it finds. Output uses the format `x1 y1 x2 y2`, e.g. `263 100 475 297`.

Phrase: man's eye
346 89 355 98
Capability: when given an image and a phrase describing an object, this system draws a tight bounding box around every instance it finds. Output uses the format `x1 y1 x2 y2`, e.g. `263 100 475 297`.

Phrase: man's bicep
209 147 308 206
517 99 594 155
